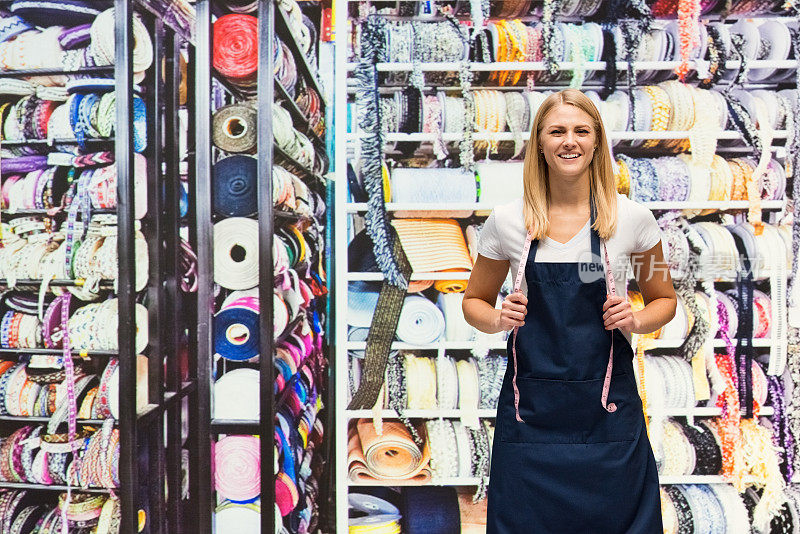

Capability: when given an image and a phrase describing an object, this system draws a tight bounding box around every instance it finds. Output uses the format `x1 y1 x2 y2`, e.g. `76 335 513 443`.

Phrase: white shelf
348 130 788 142
658 475 759 485
345 60 800 72
348 477 482 487
346 341 507 350
345 407 774 419
348 272 471 281
349 475 761 487
345 200 786 213
647 406 774 417
346 409 497 419
644 338 773 348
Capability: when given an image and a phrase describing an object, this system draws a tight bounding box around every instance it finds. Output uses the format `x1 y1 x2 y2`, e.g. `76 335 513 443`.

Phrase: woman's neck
548 172 591 212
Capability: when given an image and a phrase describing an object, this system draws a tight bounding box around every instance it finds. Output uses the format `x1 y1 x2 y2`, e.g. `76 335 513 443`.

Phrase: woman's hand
602 294 641 336
496 291 528 331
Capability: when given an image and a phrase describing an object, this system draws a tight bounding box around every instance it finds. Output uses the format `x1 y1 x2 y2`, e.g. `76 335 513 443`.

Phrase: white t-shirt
477 193 663 343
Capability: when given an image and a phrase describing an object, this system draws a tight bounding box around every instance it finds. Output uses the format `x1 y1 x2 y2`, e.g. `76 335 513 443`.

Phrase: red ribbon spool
213 14 258 87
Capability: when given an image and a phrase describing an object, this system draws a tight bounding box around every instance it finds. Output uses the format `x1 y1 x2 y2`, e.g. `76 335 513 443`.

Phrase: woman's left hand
602 295 641 336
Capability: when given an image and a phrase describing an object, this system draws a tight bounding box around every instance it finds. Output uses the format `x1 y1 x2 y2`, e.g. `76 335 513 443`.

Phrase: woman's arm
603 240 677 335
463 255 527 334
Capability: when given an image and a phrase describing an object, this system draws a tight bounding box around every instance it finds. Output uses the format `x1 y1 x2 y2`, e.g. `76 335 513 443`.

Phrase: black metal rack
192 1 331 532
0 1 197 532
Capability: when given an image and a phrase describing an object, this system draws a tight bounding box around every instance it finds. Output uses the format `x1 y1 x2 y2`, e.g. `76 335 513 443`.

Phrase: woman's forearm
463 297 503 334
632 297 677 335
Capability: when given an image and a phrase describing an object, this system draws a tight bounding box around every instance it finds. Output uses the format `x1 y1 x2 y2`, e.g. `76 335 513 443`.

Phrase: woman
463 89 676 533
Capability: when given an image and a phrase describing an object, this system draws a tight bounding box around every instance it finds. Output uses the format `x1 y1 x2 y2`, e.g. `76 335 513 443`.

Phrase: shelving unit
334 1 798 531
193 1 331 533
0 1 196 532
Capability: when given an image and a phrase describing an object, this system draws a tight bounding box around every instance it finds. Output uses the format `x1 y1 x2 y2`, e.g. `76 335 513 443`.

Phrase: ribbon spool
214 503 261 533
214 435 261 503
213 217 259 290
214 297 260 362
399 487 460 534
212 104 257 154
213 14 258 88
212 156 257 218
214 368 259 420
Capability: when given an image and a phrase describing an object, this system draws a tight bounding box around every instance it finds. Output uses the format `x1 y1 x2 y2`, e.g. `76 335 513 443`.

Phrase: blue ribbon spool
212 155 258 218
213 305 259 361
400 487 460 534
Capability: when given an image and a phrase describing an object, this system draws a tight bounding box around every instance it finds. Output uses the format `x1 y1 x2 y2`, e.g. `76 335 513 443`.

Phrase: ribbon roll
348 420 431 483
213 14 258 88
390 168 477 218
399 487 461 534
214 435 261 503
212 104 257 154
214 503 261 534
212 156 257 218
396 296 445 345
213 217 259 290
214 368 259 420
108 354 149 419
214 297 260 362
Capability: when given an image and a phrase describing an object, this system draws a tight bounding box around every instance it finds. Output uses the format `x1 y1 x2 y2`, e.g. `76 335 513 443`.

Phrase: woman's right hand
497 291 528 331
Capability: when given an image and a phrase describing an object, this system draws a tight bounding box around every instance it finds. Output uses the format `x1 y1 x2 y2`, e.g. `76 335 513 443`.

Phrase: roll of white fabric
213 217 259 290
437 292 474 342
214 368 260 420
214 503 261 533
475 162 525 215
396 295 445 345
391 167 477 218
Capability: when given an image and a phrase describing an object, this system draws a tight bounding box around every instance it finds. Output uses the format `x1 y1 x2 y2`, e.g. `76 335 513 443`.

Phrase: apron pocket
500 373 641 444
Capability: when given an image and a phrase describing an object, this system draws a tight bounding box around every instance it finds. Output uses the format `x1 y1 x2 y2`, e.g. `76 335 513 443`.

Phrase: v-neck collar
542 219 591 249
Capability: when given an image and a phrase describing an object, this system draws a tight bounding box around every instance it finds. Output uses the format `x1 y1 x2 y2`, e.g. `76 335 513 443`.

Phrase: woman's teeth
559 154 579 159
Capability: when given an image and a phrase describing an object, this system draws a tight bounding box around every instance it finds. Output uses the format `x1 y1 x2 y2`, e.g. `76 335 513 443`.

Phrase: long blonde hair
521 89 618 241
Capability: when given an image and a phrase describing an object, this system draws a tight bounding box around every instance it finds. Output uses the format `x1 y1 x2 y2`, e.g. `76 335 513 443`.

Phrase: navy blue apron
486 205 662 533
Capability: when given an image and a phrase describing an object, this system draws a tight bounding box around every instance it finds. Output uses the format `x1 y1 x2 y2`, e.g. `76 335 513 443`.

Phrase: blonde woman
463 89 676 533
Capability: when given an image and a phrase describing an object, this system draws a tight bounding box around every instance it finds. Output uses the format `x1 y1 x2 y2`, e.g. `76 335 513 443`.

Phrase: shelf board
348 475 764 487
345 338 774 351
348 130 789 142
345 60 800 72
344 406 775 420
0 481 113 493
345 200 786 213
0 278 115 289
347 272 470 281
348 477 481 487
210 419 260 434
346 409 497 419
1 137 115 147
646 406 774 417
0 415 111 425
0 66 115 78
0 348 118 357
1 208 117 218
658 475 757 485
346 341 507 351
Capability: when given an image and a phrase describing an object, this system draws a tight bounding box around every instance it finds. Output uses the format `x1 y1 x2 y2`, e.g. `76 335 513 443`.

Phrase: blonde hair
521 89 618 241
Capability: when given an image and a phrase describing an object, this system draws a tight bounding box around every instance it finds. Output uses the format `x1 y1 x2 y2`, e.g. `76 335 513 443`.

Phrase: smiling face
539 104 598 181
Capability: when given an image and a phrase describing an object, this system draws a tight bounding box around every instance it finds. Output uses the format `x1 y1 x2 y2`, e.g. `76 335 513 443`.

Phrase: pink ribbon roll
214 435 261 503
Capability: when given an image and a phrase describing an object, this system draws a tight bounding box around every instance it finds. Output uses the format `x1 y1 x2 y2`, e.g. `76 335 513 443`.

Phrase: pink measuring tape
510 233 618 423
